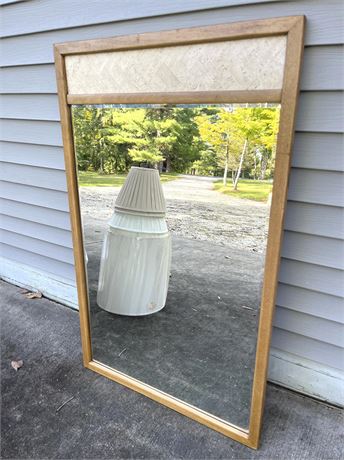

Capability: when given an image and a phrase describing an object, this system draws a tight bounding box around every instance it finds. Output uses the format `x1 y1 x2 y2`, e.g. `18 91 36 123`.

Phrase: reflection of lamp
97 167 171 316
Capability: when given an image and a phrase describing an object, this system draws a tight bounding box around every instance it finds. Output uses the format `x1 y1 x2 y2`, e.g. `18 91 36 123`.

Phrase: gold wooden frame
54 16 304 449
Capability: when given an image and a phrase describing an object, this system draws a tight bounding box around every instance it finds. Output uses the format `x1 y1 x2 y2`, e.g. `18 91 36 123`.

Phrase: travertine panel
65 36 286 94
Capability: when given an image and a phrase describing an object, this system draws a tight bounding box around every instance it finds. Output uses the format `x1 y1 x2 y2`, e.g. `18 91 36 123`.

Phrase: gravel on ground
80 175 270 253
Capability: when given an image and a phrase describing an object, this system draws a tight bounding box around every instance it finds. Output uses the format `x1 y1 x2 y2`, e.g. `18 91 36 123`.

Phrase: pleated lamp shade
115 167 166 217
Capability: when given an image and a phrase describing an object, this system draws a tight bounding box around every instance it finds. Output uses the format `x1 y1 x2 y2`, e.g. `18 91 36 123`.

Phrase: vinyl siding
1 0 343 403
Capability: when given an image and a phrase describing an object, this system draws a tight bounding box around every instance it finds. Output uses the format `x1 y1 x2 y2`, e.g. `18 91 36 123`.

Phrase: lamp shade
115 167 166 217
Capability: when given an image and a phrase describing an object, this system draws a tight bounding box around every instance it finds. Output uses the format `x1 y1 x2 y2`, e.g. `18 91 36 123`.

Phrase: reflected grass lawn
79 171 179 187
214 179 273 202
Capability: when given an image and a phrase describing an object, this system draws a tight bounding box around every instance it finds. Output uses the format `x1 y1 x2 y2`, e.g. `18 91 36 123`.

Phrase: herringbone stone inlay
65 36 286 95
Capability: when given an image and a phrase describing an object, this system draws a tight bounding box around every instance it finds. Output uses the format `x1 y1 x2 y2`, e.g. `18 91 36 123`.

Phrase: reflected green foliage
72 106 201 173
72 105 279 192
195 107 280 188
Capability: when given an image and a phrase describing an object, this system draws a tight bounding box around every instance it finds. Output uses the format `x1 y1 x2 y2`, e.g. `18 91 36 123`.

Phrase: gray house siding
1 0 343 404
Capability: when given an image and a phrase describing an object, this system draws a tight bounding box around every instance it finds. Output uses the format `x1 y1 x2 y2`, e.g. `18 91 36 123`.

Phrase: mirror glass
72 103 280 429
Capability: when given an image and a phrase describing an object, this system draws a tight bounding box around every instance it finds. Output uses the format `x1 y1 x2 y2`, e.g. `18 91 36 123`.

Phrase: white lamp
97 167 171 316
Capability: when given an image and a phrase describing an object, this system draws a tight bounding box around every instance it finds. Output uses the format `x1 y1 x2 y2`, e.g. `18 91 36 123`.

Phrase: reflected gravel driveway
80 174 270 253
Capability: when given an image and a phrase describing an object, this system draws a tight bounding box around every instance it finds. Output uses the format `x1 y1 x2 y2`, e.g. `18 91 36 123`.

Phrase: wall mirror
55 17 304 449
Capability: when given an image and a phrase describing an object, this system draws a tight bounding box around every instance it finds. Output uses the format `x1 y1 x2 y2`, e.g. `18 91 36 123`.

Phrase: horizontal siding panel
1 0 281 37
1 0 344 66
292 133 344 172
0 182 69 211
279 258 344 298
0 228 74 264
1 0 343 46
296 92 344 133
0 64 57 93
288 169 344 207
285 202 344 239
0 198 71 230
0 142 65 170
0 163 67 192
2 47 343 93
0 243 76 280
277 283 344 324
300 45 344 91
281 231 344 270
271 327 344 370
0 94 60 121
274 306 344 348
0 215 73 248
0 119 62 146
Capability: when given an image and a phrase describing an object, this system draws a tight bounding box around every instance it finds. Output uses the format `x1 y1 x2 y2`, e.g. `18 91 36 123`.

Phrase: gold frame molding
54 16 305 449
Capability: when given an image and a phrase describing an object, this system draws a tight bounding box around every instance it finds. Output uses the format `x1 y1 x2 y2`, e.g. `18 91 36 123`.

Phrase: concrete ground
1 280 343 460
